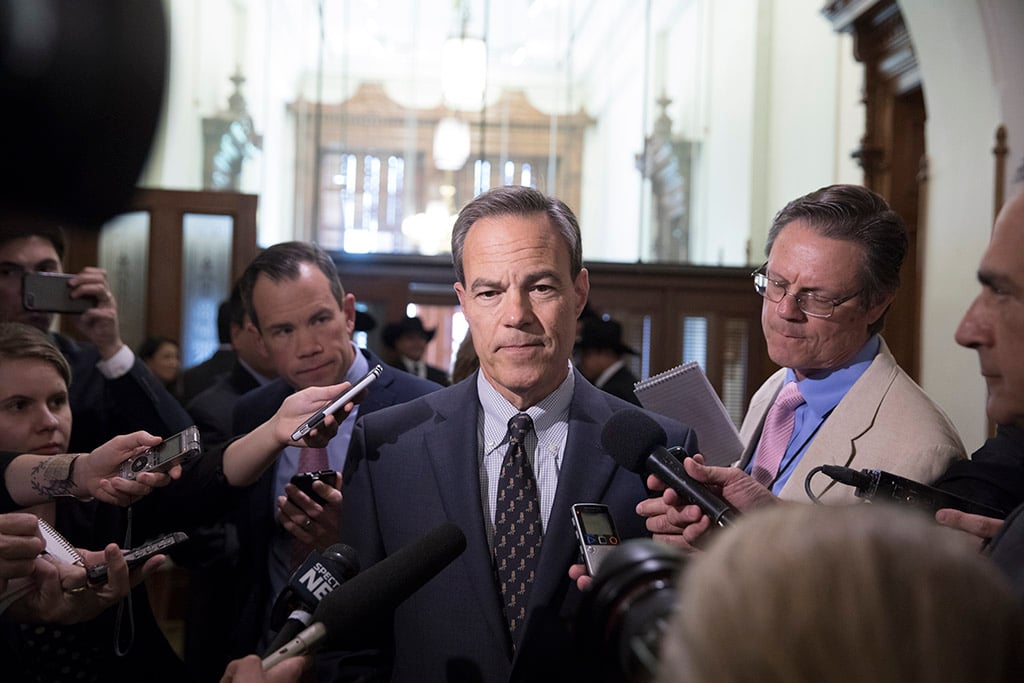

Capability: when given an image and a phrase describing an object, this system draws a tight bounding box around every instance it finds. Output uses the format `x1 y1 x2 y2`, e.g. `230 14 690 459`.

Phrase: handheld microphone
261 521 468 670
601 409 739 528
818 465 1007 518
263 543 360 656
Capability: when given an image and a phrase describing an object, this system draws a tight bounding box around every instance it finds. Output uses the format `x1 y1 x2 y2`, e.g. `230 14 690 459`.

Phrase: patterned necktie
291 446 329 567
751 381 805 488
493 413 543 641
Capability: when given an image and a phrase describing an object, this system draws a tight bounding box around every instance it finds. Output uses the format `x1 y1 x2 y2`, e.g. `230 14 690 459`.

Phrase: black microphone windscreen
313 522 467 648
321 543 361 580
600 409 668 473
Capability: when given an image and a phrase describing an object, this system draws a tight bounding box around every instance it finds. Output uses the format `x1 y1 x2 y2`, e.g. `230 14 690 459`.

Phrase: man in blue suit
339 186 697 681
188 242 441 679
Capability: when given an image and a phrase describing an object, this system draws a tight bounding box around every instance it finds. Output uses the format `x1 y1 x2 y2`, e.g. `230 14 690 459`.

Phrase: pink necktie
751 381 805 488
297 446 329 474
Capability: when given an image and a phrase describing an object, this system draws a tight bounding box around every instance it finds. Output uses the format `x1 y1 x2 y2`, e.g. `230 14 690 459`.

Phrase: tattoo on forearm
30 455 78 498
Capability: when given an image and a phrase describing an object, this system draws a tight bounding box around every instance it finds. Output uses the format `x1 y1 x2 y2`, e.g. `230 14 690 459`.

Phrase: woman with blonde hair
659 503 1024 683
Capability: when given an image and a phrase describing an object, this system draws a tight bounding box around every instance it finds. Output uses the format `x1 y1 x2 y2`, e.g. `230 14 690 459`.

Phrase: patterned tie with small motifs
493 412 543 641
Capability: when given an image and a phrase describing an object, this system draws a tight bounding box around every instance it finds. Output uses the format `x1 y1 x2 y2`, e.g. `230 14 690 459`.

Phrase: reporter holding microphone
639 185 965 553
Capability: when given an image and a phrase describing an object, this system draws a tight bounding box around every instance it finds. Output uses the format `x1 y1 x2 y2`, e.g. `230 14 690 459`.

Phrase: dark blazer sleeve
59 335 193 452
934 424 1024 517
186 363 261 448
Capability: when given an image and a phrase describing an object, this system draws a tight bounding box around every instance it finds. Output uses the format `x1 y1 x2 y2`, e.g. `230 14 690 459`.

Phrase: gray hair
451 185 583 284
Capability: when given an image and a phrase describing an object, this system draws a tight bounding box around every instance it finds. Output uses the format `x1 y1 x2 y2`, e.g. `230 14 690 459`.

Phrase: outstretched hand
636 454 777 552
77 431 182 505
4 542 165 625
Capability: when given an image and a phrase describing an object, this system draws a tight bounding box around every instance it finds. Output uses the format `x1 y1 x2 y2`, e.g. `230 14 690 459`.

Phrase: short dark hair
224 280 247 332
238 241 345 331
216 299 232 344
766 184 907 335
451 185 582 284
0 222 66 260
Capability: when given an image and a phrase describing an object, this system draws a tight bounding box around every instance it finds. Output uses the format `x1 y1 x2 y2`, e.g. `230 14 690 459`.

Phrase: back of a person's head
658 504 1024 683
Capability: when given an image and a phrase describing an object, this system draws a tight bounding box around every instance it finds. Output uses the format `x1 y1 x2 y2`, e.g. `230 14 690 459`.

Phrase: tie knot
508 413 533 446
777 381 804 410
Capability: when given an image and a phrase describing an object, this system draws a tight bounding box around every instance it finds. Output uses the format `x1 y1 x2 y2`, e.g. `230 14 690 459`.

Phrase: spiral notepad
37 518 84 565
633 362 744 466
0 518 84 614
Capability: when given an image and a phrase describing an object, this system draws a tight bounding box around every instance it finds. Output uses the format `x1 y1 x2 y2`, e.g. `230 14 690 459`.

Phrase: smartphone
290 364 384 440
22 272 96 314
290 469 339 505
571 503 620 577
119 425 202 480
86 532 189 585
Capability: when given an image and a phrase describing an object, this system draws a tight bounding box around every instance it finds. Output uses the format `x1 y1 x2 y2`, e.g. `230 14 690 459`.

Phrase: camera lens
575 539 684 683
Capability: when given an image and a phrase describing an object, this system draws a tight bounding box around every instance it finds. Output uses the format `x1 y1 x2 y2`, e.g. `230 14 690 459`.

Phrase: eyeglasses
751 263 859 319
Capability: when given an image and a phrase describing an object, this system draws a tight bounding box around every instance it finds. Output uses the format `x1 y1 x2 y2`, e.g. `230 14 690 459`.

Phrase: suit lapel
529 379 620 612
782 342 898 500
421 378 512 654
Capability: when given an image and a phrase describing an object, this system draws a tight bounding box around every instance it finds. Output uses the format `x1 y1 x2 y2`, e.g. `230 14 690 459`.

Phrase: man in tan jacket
638 185 966 550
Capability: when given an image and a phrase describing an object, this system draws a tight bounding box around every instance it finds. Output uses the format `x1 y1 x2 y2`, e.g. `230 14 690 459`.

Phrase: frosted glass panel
181 213 233 367
98 211 150 350
682 316 708 369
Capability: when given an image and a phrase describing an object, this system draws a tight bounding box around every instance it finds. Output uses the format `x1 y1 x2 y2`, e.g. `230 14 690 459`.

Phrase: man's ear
573 268 590 319
342 293 357 336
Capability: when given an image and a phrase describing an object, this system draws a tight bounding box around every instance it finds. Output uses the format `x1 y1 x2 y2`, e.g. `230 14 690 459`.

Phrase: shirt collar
785 335 880 417
345 343 370 382
477 361 575 448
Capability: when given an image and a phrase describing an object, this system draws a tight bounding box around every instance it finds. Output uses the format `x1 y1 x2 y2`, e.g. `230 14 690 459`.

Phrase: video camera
575 539 686 683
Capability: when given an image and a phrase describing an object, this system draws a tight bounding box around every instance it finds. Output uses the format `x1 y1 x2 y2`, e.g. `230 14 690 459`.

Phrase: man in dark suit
339 186 697 681
382 315 451 386
0 224 191 450
194 241 441 678
181 281 278 679
186 281 277 447
575 316 642 405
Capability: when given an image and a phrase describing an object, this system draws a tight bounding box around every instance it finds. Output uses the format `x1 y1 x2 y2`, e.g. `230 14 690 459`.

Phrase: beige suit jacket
738 338 966 503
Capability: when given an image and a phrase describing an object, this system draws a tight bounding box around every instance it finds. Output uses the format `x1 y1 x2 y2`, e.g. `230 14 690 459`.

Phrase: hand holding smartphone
22 272 97 314
289 469 339 506
290 364 383 441
571 503 621 577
